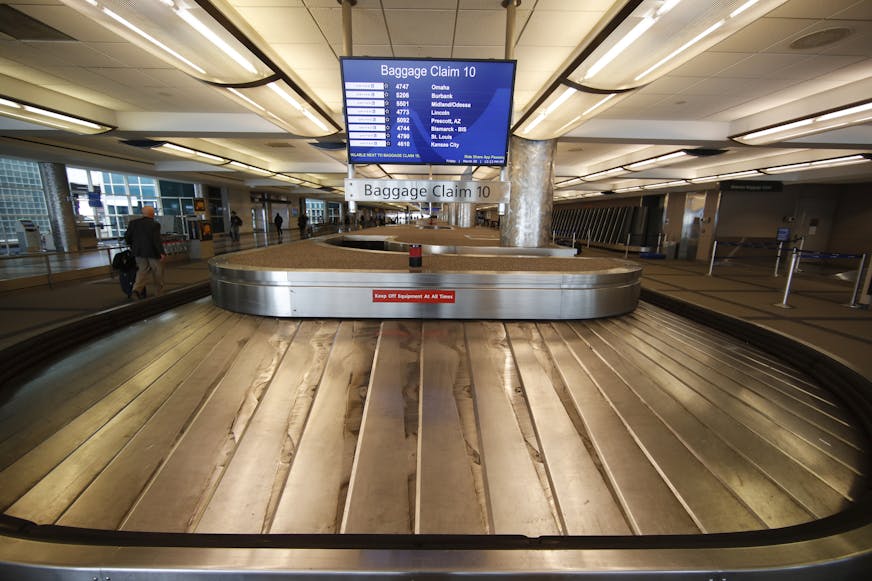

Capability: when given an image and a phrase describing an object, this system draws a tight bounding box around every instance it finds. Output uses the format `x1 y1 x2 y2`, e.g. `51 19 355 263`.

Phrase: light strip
228 161 273 176
20 105 102 129
738 118 814 142
0 109 70 130
730 0 760 18
624 150 688 170
817 101 872 122
733 100 872 145
643 179 688 189
267 83 329 132
557 177 584 188
583 0 682 81
102 8 206 75
689 170 760 183
614 185 644 193
634 20 724 82
583 167 627 181
156 143 229 164
762 154 870 174
173 8 257 75
582 94 617 116
584 15 657 80
0 96 111 133
227 88 266 111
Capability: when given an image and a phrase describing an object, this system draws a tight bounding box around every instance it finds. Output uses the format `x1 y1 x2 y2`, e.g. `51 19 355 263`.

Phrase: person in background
274 212 284 242
124 205 166 299
230 210 242 242
298 212 309 239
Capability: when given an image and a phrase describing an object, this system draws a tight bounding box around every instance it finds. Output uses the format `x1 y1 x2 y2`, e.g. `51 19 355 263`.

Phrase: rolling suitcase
112 249 138 298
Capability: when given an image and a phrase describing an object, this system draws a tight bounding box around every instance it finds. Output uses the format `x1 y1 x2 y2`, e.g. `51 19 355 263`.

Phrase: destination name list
344 80 473 157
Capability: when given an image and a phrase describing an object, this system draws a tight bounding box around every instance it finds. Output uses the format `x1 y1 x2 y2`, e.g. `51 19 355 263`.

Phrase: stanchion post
794 236 805 272
846 253 868 309
773 240 783 277
44 253 53 289
586 228 591 248
624 233 631 258
656 232 663 254
774 248 798 309
707 240 718 276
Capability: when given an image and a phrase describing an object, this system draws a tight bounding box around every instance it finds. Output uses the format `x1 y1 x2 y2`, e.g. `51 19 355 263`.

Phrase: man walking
124 205 166 299
274 212 284 242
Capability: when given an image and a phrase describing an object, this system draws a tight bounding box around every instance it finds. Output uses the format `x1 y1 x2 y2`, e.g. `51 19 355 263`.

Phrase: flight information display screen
340 57 515 166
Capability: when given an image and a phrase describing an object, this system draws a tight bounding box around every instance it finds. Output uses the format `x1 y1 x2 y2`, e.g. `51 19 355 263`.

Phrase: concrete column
457 203 473 228
39 162 78 252
501 136 555 247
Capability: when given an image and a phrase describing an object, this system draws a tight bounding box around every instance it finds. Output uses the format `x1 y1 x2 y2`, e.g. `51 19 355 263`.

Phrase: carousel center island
209 224 642 319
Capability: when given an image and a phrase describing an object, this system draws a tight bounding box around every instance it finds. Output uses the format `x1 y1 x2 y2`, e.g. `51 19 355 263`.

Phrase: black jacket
125 216 164 259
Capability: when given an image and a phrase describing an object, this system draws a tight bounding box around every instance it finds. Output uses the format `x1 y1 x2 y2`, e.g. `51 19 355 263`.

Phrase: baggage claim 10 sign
340 58 516 166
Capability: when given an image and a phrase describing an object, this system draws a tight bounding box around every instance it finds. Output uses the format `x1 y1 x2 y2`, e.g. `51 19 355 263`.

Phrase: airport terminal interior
1 0 872 578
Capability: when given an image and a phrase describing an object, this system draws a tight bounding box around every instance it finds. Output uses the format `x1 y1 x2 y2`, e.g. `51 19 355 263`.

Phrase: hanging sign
345 179 509 203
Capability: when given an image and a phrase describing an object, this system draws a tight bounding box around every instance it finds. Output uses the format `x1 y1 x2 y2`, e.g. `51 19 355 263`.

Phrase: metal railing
0 224 347 289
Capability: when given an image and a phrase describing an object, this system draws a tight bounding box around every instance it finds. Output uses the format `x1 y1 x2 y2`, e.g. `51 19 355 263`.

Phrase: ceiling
0 0 871 205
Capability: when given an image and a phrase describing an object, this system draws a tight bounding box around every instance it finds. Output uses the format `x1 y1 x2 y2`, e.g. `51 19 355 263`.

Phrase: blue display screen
340 57 515 166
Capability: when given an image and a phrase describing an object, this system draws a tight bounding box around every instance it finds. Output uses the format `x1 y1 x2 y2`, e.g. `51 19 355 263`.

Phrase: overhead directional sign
344 179 510 204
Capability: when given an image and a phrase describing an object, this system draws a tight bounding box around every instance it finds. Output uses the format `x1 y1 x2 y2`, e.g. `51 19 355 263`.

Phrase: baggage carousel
0 226 870 579
209 225 642 320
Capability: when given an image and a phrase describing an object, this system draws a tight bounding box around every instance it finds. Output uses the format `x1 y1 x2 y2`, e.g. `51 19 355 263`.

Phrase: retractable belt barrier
707 239 791 277
707 240 869 310
775 248 868 310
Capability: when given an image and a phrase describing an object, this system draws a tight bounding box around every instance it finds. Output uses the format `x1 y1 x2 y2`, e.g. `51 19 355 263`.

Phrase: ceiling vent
0 6 74 41
309 140 347 151
790 28 852 50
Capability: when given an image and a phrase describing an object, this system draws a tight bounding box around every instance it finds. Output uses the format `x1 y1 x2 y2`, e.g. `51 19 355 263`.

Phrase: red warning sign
372 289 456 303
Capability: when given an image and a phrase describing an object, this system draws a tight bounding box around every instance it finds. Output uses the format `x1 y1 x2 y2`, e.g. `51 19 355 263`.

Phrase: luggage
112 249 136 271
119 268 137 298
112 249 138 298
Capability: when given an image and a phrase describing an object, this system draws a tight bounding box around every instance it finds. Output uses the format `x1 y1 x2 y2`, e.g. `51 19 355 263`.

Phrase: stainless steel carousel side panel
210 264 642 319
2 526 872 579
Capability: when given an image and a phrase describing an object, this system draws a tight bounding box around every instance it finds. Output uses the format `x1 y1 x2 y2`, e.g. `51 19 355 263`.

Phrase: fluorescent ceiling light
583 94 617 116
227 88 265 112
228 161 273 176
21 105 103 130
730 0 760 18
614 185 644 193
689 170 760 183
733 100 872 145
583 167 628 181
173 6 257 75
643 180 688 189
156 142 229 165
556 177 584 188
267 83 330 133
762 154 870 174
0 95 112 134
584 15 657 81
624 150 689 170
634 20 724 82
102 7 206 75
571 0 788 92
